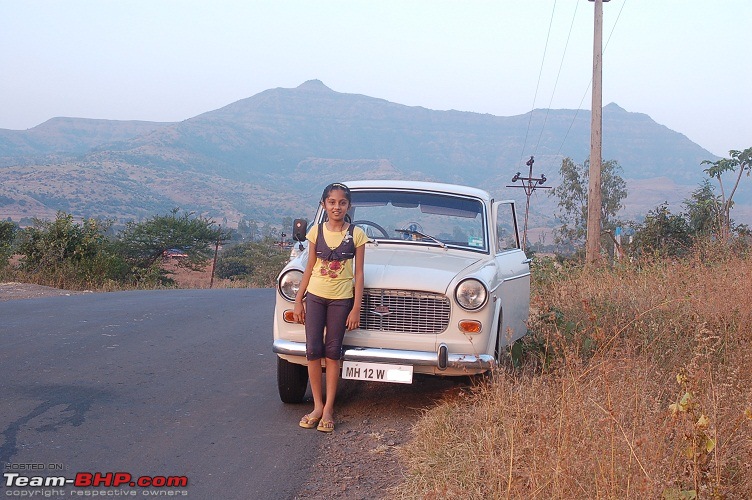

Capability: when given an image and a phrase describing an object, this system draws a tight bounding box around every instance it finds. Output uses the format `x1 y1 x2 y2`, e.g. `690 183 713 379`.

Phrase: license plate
341 361 413 384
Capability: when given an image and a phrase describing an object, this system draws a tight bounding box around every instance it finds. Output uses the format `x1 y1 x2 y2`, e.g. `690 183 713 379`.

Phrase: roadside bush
629 202 693 258
16 212 130 289
6 209 241 290
215 238 289 287
0 219 17 272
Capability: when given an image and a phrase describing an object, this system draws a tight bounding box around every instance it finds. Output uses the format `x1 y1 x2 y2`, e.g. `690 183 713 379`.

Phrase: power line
556 0 629 157
519 0 558 167
534 1 581 154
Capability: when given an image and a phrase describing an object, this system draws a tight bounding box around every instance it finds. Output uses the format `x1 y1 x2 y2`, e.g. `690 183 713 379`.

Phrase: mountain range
1 80 747 234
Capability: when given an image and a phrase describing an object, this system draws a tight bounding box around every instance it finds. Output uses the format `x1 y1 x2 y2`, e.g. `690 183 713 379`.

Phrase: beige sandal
299 414 321 429
316 419 335 433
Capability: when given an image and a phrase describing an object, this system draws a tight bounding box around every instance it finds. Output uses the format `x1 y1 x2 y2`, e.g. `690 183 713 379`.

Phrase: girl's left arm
346 243 365 330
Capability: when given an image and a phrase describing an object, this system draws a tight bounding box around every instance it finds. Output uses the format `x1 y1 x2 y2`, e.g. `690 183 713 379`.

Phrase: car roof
343 180 492 202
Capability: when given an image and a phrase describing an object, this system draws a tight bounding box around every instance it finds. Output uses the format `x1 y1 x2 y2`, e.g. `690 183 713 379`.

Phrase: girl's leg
321 298 354 425
307 360 324 419
304 294 328 420
322 357 340 423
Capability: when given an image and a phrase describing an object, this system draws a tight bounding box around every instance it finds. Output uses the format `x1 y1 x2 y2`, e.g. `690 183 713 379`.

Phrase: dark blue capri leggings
304 293 354 361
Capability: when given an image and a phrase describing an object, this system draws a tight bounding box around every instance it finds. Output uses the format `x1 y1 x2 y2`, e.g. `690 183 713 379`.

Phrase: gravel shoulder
0 282 87 301
294 376 463 499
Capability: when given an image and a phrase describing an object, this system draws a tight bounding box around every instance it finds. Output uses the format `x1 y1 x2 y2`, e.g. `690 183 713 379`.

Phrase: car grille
359 289 450 334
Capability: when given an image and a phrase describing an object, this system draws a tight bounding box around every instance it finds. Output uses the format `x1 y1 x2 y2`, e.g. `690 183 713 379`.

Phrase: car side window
496 203 520 253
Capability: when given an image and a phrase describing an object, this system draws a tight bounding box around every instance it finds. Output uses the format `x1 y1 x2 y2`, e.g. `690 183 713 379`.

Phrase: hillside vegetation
396 246 752 498
0 210 291 292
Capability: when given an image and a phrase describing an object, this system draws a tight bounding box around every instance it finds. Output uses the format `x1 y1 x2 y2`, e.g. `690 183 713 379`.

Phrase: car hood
363 246 483 294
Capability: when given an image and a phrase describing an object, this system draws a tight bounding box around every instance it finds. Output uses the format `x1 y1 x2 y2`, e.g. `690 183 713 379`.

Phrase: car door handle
522 258 532 265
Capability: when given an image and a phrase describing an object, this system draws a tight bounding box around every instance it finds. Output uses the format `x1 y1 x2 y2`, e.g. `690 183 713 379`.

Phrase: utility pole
209 225 221 289
586 0 608 264
507 156 550 251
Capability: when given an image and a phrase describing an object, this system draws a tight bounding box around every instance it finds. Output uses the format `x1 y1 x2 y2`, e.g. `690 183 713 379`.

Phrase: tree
629 179 747 259
119 208 224 271
629 203 692 258
683 180 721 237
215 238 289 286
280 216 293 244
701 147 752 241
550 158 627 252
0 219 17 269
237 218 260 241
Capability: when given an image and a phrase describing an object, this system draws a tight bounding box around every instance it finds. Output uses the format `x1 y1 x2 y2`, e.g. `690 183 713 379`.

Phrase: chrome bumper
272 339 496 371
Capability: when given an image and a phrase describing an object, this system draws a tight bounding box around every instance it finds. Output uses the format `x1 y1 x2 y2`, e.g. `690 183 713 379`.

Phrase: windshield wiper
394 229 447 248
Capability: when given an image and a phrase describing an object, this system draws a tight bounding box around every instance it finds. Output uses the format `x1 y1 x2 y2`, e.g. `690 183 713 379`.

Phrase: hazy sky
1 1 749 157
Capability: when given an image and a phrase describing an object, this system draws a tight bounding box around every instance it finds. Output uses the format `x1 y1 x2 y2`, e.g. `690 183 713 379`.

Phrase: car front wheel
277 357 309 403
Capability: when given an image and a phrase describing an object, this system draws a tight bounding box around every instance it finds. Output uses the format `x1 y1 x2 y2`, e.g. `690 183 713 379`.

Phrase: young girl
293 182 367 432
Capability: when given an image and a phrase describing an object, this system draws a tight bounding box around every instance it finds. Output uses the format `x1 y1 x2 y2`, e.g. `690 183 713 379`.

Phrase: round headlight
278 269 303 302
455 278 488 310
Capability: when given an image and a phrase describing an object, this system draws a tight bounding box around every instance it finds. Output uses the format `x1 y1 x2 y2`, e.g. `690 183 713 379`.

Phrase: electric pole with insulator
507 156 550 251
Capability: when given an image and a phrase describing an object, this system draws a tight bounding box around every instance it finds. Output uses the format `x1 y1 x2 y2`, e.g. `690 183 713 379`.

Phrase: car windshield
331 190 487 252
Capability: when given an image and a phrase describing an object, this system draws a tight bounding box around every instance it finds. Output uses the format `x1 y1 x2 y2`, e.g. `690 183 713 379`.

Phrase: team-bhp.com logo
4 471 188 494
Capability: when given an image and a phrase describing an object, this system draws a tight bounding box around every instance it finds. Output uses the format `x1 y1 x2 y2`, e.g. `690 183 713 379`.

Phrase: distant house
163 248 188 259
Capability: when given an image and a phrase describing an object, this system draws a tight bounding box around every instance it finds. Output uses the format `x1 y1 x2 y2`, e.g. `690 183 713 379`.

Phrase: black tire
494 312 504 362
277 357 309 404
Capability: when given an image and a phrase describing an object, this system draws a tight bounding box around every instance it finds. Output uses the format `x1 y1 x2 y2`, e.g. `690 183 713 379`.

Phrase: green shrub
0 219 17 271
16 212 130 289
216 238 289 287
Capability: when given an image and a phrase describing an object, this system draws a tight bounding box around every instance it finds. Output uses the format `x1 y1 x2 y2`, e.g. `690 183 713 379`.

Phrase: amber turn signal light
458 320 482 334
283 310 296 323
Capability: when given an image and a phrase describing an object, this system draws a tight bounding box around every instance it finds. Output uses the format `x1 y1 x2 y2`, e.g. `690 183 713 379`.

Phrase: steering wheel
352 220 389 238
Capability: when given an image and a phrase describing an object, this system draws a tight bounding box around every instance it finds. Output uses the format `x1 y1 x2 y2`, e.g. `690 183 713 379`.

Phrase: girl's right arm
293 250 317 324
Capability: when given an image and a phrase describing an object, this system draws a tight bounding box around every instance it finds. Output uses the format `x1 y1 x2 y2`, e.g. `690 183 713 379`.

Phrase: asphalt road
0 288 317 499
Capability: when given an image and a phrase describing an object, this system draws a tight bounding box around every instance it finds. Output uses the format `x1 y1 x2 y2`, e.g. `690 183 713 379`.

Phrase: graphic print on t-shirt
319 259 343 278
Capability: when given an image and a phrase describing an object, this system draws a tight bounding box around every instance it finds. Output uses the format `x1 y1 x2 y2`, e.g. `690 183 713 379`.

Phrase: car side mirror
293 219 308 246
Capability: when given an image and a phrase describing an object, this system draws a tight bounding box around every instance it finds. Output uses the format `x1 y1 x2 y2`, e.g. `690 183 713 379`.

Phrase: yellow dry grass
395 247 752 499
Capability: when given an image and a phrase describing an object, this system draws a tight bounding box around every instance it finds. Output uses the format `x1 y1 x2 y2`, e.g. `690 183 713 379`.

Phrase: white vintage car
273 180 530 403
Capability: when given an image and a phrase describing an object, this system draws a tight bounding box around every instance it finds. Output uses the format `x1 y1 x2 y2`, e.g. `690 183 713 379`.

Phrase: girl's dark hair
321 182 351 203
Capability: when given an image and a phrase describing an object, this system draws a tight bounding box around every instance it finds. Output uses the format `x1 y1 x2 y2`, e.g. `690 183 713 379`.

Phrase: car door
492 201 531 346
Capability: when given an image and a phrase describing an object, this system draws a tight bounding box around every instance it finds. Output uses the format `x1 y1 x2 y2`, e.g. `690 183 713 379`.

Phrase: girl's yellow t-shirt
306 224 368 300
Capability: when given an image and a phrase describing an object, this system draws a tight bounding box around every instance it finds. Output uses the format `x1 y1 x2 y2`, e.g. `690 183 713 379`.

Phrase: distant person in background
293 182 367 432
